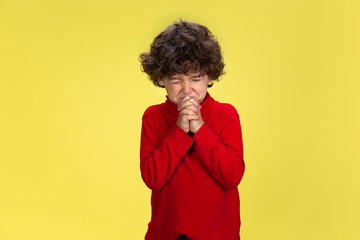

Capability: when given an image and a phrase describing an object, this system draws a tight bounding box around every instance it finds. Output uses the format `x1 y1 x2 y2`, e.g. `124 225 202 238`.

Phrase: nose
182 81 192 94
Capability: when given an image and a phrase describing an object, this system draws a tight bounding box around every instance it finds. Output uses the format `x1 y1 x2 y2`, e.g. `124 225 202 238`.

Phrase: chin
198 95 207 102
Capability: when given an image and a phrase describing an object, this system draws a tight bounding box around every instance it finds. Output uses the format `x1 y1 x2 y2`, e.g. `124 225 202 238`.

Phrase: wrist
177 121 189 133
191 120 204 134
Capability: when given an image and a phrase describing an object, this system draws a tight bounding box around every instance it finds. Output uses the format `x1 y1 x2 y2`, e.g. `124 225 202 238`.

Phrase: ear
206 76 214 87
157 78 165 87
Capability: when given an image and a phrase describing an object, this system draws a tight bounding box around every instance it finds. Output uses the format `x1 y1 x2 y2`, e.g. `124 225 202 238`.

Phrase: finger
178 96 192 107
185 114 199 121
180 109 197 116
179 97 201 111
186 98 201 111
185 104 199 113
178 98 194 111
187 97 199 106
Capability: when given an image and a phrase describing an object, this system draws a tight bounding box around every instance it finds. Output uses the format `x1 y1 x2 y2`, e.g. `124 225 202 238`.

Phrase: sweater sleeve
193 106 245 189
140 108 194 191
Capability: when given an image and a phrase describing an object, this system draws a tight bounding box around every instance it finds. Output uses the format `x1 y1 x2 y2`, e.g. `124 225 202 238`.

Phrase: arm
140 108 194 191
193 107 245 189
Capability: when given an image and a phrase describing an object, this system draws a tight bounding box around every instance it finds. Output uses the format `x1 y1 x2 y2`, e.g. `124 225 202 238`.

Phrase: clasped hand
176 96 204 134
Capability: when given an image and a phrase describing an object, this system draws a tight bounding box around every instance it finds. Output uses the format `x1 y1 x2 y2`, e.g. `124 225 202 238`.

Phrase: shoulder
142 103 166 119
212 100 239 117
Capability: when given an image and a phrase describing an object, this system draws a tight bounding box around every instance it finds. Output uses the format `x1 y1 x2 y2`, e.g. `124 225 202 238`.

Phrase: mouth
179 92 198 100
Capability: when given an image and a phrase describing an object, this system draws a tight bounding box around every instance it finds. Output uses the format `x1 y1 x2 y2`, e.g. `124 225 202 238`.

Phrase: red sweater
140 93 245 240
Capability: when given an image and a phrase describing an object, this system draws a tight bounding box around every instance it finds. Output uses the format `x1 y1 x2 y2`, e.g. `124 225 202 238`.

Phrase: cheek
198 84 208 93
169 86 180 94
165 85 180 97
199 84 209 98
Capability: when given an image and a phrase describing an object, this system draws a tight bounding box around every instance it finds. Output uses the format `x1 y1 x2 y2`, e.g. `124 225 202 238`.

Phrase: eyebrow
191 73 202 78
168 73 202 80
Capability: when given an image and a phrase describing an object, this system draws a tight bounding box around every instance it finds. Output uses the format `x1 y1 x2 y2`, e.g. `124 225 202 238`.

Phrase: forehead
169 71 201 78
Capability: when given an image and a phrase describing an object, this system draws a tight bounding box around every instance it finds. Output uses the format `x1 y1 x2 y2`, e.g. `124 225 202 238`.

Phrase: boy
139 20 245 240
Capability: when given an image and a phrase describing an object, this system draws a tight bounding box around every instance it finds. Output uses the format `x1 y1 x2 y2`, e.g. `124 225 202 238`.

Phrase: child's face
158 72 211 105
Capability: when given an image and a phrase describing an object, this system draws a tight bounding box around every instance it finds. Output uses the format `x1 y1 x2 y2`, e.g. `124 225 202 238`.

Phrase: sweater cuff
166 124 194 156
193 123 219 154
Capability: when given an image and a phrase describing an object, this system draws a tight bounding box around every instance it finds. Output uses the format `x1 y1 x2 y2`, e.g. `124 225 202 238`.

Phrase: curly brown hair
139 20 225 88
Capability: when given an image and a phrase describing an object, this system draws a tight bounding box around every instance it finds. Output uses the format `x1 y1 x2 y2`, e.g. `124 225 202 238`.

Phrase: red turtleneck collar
164 92 215 114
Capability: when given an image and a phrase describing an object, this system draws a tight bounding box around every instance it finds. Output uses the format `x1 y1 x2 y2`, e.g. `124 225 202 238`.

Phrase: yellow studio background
0 0 359 239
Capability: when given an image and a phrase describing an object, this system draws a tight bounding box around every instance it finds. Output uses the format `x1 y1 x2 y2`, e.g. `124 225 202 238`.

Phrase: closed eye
192 73 202 81
170 80 180 84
